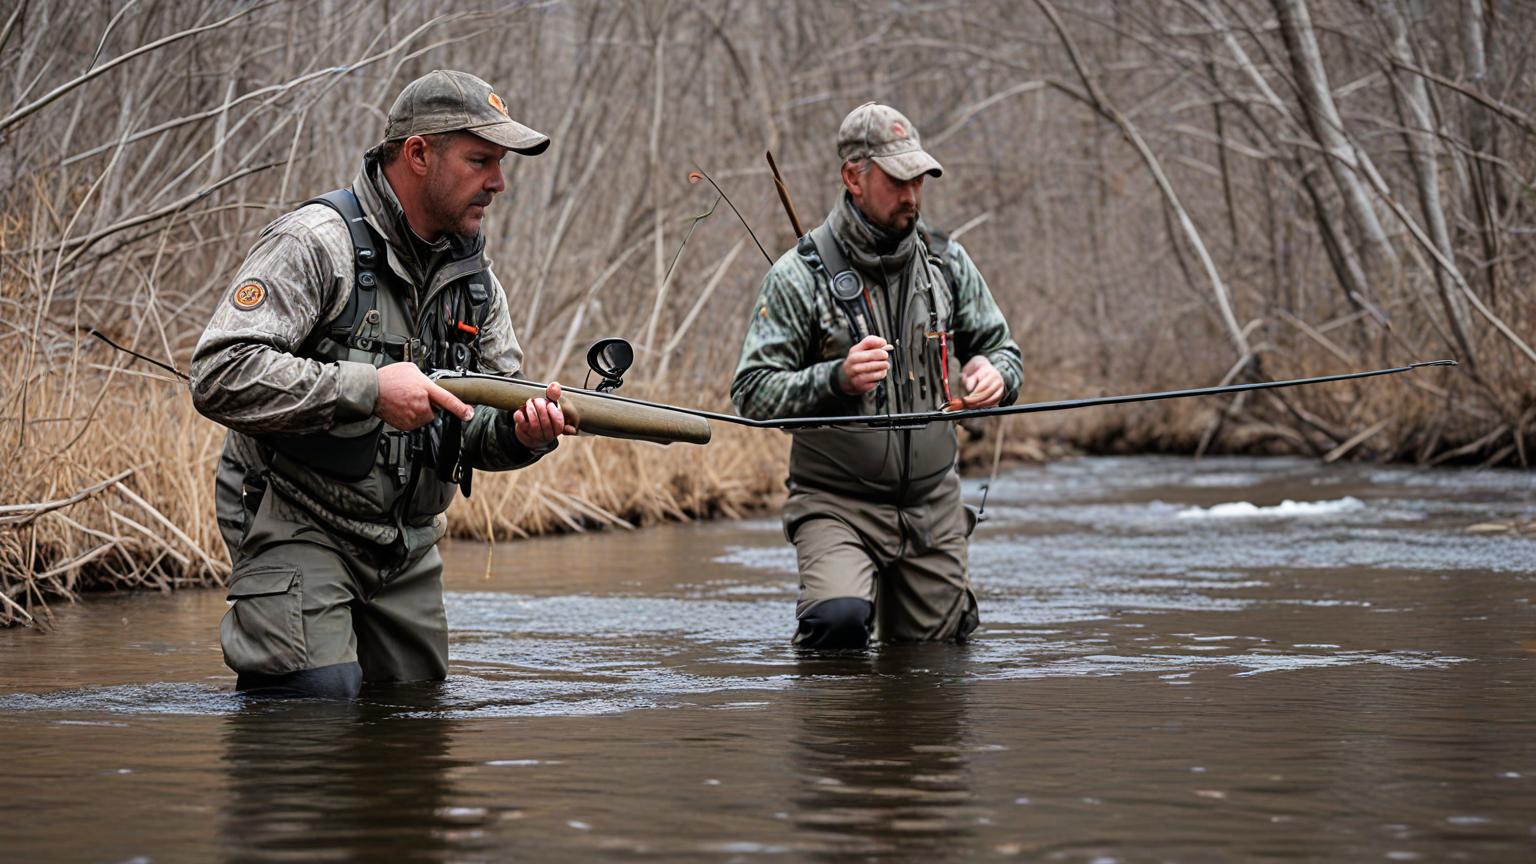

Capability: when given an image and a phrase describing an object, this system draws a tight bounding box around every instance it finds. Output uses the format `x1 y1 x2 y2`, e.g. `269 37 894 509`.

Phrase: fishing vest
260 188 492 552
788 219 961 504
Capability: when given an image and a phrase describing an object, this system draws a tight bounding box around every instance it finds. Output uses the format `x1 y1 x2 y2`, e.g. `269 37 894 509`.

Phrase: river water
1 456 1533 862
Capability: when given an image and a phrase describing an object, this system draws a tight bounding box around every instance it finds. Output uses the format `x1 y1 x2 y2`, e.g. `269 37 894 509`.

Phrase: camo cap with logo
836 102 942 181
380 69 549 156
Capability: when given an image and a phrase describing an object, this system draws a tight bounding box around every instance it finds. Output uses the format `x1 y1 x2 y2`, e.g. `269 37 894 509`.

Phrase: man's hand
840 334 891 396
513 381 577 450
375 362 474 430
958 355 1004 409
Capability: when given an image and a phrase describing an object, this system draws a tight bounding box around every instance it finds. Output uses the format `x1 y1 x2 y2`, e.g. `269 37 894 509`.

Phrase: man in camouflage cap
191 70 568 699
732 102 1023 648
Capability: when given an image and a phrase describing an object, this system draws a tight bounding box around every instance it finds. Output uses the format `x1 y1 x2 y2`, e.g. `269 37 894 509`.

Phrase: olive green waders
220 484 449 695
784 471 979 647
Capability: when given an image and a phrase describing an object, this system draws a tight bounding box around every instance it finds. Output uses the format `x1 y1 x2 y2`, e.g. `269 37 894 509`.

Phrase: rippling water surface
2 456 1533 862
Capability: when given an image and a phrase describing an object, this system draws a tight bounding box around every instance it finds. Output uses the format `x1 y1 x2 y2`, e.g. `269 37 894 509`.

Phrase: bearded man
732 102 1023 649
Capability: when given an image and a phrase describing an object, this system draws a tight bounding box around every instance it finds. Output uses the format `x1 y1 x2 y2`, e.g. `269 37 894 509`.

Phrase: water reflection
220 685 491 863
792 646 978 861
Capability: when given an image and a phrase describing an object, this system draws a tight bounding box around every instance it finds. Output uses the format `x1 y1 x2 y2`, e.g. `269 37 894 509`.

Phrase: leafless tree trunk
1377 0 1477 366
1459 0 1503 302
1272 0 1398 282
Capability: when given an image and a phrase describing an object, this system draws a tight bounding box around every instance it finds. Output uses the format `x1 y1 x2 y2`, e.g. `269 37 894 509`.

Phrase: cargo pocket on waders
221 563 305 676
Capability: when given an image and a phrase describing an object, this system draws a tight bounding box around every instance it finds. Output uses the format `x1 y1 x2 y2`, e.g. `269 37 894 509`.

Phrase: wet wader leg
879 535 977 643
236 663 364 700
351 546 449 683
788 514 878 649
222 539 365 700
881 487 978 643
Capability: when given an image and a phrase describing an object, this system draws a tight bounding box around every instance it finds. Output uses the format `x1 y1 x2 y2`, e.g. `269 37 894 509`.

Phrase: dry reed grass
0 356 225 625
3 1 1534 626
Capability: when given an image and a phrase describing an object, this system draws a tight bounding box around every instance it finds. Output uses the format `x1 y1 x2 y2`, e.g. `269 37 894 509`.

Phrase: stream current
1 456 1533 862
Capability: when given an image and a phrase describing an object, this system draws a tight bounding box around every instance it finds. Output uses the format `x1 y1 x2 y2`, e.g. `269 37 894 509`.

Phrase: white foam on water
1175 496 1366 520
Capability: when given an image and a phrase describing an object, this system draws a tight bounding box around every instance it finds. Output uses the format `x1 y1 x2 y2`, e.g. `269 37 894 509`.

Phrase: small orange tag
231 280 266 310
488 92 509 117
891 121 906 138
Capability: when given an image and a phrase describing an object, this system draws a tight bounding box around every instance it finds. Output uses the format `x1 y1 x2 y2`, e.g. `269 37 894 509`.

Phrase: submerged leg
881 476 978 644
787 511 879 649
795 597 875 649
221 496 367 700
236 661 364 700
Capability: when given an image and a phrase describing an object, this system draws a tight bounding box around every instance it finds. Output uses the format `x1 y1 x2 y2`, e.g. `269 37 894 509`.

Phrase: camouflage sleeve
947 240 1023 407
730 254 849 420
458 268 547 471
189 212 378 435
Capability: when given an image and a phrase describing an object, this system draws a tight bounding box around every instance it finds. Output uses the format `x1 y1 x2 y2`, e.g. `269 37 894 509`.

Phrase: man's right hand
374 362 474 430
839 334 891 396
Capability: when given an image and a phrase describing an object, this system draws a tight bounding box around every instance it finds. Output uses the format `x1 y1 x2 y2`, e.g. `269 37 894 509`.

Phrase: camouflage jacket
190 160 543 556
732 207 1022 504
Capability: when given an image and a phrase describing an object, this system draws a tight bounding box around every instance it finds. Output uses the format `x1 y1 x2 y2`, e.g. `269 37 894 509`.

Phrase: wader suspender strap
801 223 959 340
918 225 960 315
304 189 381 352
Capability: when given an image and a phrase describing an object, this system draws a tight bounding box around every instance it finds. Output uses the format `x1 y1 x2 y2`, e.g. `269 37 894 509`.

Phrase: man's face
421 133 508 238
843 162 924 233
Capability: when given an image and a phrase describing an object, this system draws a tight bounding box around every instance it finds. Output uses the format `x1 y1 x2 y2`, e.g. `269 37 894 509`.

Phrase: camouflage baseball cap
381 69 549 155
836 102 942 181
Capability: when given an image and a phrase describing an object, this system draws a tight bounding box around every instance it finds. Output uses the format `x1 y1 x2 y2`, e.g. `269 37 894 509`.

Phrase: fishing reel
585 337 633 393
436 337 639 493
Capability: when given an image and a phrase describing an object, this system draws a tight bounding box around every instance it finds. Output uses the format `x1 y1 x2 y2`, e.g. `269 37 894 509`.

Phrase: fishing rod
730 360 1460 430
82 325 1454 447
432 341 1456 446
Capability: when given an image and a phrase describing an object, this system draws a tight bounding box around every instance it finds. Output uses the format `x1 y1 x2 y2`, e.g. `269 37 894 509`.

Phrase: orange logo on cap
891 121 907 138
232 280 265 310
488 93 509 117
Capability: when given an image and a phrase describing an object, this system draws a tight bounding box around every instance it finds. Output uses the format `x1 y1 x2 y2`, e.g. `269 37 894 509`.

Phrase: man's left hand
958 356 1004 409
513 382 578 450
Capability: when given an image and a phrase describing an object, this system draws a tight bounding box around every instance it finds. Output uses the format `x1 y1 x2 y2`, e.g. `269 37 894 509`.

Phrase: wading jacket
731 208 1023 506
191 160 545 560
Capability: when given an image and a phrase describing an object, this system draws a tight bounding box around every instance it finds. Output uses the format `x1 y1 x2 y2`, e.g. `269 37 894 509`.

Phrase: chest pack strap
798 224 873 343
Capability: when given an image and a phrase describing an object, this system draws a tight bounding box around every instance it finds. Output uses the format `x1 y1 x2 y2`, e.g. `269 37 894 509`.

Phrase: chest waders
258 189 492 552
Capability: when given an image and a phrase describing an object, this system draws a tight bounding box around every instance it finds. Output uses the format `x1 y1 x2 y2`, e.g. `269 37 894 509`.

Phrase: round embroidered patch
231 280 266 310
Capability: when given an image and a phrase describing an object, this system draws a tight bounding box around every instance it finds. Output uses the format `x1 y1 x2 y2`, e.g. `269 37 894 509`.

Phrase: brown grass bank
4 1 1535 626
0 363 793 626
